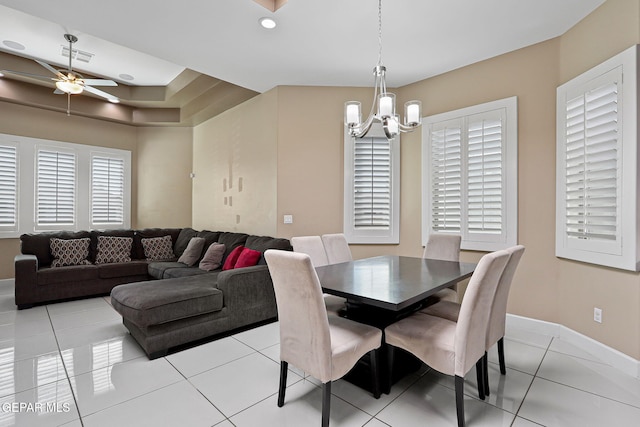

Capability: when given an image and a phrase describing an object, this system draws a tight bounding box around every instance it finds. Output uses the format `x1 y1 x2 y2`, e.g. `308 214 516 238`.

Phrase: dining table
315 255 476 392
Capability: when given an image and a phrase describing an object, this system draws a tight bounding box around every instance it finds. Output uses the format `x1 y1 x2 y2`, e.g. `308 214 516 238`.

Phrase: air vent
61 46 94 63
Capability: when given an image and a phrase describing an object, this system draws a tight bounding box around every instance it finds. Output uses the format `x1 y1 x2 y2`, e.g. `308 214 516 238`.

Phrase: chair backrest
487 245 525 348
454 250 510 377
291 236 329 267
264 250 332 381
422 233 461 262
321 233 353 264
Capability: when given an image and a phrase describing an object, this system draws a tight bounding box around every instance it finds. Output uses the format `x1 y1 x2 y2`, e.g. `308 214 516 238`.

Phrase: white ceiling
0 0 605 93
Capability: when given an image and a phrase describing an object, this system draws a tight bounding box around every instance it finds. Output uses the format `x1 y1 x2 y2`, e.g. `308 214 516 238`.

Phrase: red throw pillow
222 245 245 271
234 247 262 268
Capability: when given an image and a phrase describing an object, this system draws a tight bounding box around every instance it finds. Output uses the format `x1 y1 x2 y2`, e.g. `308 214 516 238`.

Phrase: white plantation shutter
0 145 17 229
344 124 400 244
430 122 462 233
564 82 619 243
36 149 76 227
467 112 504 237
91 155 125 225
556 45 640 271
353 137 391 228
423 97 517 251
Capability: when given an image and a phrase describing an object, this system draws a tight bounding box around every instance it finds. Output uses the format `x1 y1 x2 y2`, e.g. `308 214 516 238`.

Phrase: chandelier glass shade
344 0 422 139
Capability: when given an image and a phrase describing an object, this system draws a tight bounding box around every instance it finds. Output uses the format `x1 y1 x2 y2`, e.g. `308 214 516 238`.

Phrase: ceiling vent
61 45 94 63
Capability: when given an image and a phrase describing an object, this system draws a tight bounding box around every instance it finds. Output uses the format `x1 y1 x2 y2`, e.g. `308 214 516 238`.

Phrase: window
344 124 400 244
0 144 17 232
91 155 125 226
0 133 131 237
556 45 639 271
422 97 518 251
36 149 76 228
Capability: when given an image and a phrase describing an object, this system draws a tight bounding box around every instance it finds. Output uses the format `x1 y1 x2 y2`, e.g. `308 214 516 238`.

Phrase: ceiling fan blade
82 79 118 87
54 89 64 95
83 85 119 102
0 69 56 82
35 60 66 80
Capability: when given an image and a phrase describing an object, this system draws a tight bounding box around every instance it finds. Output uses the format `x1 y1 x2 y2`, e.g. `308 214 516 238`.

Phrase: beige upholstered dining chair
291 236 346 314
421 245 525 396
423 233 462 303
321 233 353 264
384 250 510 427
291 236 330 267
265 250 382 427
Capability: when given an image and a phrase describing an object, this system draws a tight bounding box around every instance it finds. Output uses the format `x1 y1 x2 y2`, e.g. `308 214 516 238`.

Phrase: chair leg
475 359 485 400
277 361 288 407
498 337 506 375
455 375 465 427
369 349 381 399
483 352 490 396
322 381 331 427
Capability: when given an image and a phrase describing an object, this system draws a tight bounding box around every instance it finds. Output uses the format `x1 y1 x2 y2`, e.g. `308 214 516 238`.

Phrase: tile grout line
510 335 554 426
46 304 85 427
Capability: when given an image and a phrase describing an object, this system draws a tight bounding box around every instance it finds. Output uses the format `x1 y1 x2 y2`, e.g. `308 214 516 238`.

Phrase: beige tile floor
1 281 639 427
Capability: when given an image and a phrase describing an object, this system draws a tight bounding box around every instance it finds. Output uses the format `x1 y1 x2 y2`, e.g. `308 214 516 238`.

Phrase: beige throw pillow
177 237 206 266
199 243 226 271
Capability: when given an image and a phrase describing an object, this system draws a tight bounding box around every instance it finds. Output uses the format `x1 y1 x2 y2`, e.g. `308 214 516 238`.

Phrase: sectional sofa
14 227 292 358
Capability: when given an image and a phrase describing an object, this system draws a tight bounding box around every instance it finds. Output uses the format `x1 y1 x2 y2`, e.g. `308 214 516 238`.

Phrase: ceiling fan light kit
2 32 120 115
344 0 422 140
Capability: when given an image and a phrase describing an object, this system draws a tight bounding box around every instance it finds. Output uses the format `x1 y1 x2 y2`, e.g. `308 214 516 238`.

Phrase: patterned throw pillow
141 235 175 261
95 236 133 264
50 238 91 267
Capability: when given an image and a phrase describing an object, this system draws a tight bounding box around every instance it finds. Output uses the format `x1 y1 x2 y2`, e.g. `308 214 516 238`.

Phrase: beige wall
555 0 640 358
272 0 640 358
136 126 193 228
0 102 193 279
192 89 278 236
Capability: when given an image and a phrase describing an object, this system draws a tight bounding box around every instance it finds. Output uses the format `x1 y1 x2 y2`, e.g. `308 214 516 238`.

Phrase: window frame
555 45 639 271
0 133 131 238
422 96 518 251
344 123 400 244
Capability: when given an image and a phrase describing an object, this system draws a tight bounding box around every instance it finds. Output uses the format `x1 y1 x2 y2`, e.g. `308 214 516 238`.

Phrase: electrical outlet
594 307 602 323
283 215 293 224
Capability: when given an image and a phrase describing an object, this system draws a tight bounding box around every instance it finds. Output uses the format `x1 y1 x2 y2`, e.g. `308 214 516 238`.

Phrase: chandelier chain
377 0 383 66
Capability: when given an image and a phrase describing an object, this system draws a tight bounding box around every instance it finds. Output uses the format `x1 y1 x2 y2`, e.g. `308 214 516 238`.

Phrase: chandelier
344 0 422 140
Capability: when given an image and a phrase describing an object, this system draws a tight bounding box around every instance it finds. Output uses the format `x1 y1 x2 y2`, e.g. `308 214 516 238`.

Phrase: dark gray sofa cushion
148 262 186 279
36 265 99 286
217 232 249 261
111 276 223 327
173 228 199 258
245 235 294 265
98 261 149 279
163 268 218 279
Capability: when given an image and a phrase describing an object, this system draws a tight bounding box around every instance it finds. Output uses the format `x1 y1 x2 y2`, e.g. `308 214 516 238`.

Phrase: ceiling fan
2 33 119 114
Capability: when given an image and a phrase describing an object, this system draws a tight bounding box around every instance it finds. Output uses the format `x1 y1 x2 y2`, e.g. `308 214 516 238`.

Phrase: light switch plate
283 215 293 224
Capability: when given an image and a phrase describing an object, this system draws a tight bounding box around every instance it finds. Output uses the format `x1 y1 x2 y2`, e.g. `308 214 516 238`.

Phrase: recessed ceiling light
2 40 25 51
118 73 134 81
259 17 277 29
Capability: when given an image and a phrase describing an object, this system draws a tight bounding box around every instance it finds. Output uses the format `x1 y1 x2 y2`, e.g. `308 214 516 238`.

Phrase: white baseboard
506 314 640 378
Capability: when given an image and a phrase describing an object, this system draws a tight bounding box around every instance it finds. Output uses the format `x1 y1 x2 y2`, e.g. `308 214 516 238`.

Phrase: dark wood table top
315 255 476 311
